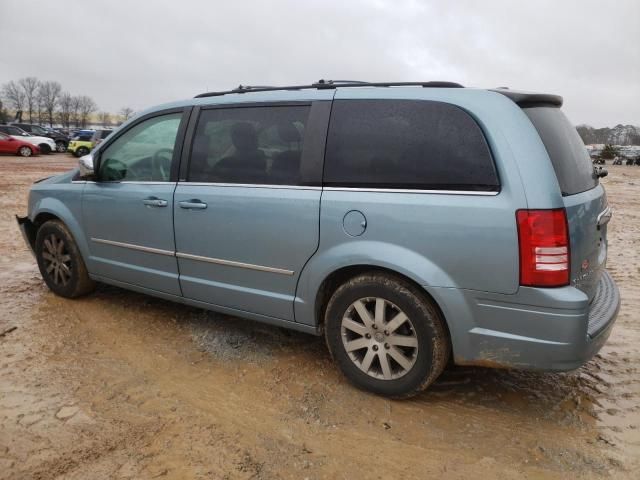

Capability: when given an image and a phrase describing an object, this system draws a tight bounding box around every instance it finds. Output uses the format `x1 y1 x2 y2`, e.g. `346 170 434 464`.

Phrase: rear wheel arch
315 265 452 349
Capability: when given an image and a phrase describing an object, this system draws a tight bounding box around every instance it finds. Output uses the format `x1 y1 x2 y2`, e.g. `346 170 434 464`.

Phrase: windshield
524 107 597 196
32 126 48 135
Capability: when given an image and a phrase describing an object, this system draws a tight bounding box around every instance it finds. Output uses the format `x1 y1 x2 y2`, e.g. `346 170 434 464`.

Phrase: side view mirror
78 153 96 179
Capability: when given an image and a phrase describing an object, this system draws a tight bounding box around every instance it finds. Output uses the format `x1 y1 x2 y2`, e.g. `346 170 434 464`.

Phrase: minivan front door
173 103 329 320
82 110 189 295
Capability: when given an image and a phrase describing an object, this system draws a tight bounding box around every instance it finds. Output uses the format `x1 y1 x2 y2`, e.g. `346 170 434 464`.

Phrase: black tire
35 220 95 298
324 272 450 398
55 141 67 153
75 147 90 157
39 143 52 154
18 146 33 157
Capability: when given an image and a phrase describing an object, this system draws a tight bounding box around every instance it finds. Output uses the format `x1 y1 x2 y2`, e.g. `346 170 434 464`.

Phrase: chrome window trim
323 187 499 196
178 182 321 190
176 252 294 276
91 238 174 256
176 182 497 195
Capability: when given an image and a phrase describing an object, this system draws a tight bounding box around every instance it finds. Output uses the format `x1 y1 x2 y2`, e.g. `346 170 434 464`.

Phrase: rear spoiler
490 88 563 108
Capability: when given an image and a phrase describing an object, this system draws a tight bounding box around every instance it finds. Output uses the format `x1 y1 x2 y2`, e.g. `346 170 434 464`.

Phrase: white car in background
0 125 57 154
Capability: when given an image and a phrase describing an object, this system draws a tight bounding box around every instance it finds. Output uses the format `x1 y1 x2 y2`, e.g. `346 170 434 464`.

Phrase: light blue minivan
17 81 620 397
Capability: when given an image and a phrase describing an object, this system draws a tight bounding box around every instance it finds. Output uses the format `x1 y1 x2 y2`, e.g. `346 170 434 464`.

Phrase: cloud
0 0 638 125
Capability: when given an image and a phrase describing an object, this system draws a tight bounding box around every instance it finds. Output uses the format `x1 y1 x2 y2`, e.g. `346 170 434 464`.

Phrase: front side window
324 100 499 191
98 113 182 182
188 106 310 185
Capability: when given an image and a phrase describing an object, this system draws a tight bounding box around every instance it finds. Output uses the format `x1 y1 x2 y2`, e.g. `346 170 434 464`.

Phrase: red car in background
0 132 40 157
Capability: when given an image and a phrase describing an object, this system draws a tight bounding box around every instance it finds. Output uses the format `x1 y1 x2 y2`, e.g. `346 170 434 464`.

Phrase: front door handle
143 197 168 207
179 199 207 210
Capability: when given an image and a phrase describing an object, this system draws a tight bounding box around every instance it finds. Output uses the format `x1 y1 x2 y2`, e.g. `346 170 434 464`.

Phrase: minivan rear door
173 101 330 321
524 107 607 301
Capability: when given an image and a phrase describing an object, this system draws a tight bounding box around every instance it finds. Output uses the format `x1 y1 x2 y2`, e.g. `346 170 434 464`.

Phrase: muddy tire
35 220 95 298
324 272 450 398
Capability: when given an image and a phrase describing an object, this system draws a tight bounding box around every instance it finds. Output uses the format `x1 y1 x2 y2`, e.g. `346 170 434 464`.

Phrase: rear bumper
428 270 620 371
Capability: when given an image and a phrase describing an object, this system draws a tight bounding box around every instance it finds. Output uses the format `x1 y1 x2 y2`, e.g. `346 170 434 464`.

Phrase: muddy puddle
1 155 638 479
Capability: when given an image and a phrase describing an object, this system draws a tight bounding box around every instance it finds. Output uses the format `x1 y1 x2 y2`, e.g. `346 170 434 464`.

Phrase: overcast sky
1 0 638 126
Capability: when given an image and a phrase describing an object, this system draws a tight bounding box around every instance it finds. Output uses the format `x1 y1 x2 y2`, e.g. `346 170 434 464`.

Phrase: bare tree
57 92 73 128
0 100 8 123
119 106 134 122
99 111 111 127
70 96 82 127
18 77 40 123
78 96 97 128
2 80 25 112
39 81 62 127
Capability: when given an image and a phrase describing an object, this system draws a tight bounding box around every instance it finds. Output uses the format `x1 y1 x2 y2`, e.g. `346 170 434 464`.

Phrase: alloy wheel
341 297 419 380
19 146 32 157
42 233 72 286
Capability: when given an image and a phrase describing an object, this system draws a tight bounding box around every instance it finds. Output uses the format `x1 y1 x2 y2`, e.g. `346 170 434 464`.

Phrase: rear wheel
55 141 67 153
18 146 33 157
75 146 90 157
35 220 95 298
324 272 450 398
39 143 52 154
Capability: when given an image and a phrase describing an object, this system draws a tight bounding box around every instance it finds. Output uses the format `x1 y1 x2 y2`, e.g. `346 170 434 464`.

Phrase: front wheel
39 143 52 154
55 141 67 153
35 220 95 298
324 273 450 398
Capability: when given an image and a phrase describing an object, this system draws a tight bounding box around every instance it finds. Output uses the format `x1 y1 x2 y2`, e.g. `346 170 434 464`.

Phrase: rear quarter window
524 107 597 196
323 99 499 191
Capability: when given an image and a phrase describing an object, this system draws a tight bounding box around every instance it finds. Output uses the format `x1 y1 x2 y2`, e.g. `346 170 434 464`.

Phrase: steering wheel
152 148 173 180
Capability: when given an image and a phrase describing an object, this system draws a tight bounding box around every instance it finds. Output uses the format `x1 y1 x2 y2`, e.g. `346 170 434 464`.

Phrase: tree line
0 77 135 129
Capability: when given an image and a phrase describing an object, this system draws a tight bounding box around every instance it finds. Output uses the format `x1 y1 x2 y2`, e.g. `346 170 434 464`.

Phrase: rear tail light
516 209 570 287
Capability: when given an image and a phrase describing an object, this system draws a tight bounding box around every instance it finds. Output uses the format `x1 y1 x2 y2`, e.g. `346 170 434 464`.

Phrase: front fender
294 240 458 326
29 195 90 262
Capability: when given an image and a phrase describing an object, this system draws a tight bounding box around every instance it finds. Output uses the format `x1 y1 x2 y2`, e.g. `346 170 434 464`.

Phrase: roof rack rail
194 80 463 98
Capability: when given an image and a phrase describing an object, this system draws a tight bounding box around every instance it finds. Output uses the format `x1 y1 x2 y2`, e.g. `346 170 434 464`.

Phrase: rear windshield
524 107 597 196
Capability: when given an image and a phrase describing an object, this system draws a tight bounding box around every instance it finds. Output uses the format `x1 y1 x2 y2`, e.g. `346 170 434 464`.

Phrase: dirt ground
0 153 638 480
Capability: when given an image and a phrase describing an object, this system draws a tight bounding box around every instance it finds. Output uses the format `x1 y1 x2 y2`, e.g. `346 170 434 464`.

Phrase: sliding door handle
179 199 207 210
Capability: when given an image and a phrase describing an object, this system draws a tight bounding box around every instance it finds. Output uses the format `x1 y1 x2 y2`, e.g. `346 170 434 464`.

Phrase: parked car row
0 124 58 154
12 123 70 152
67 129 113 157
